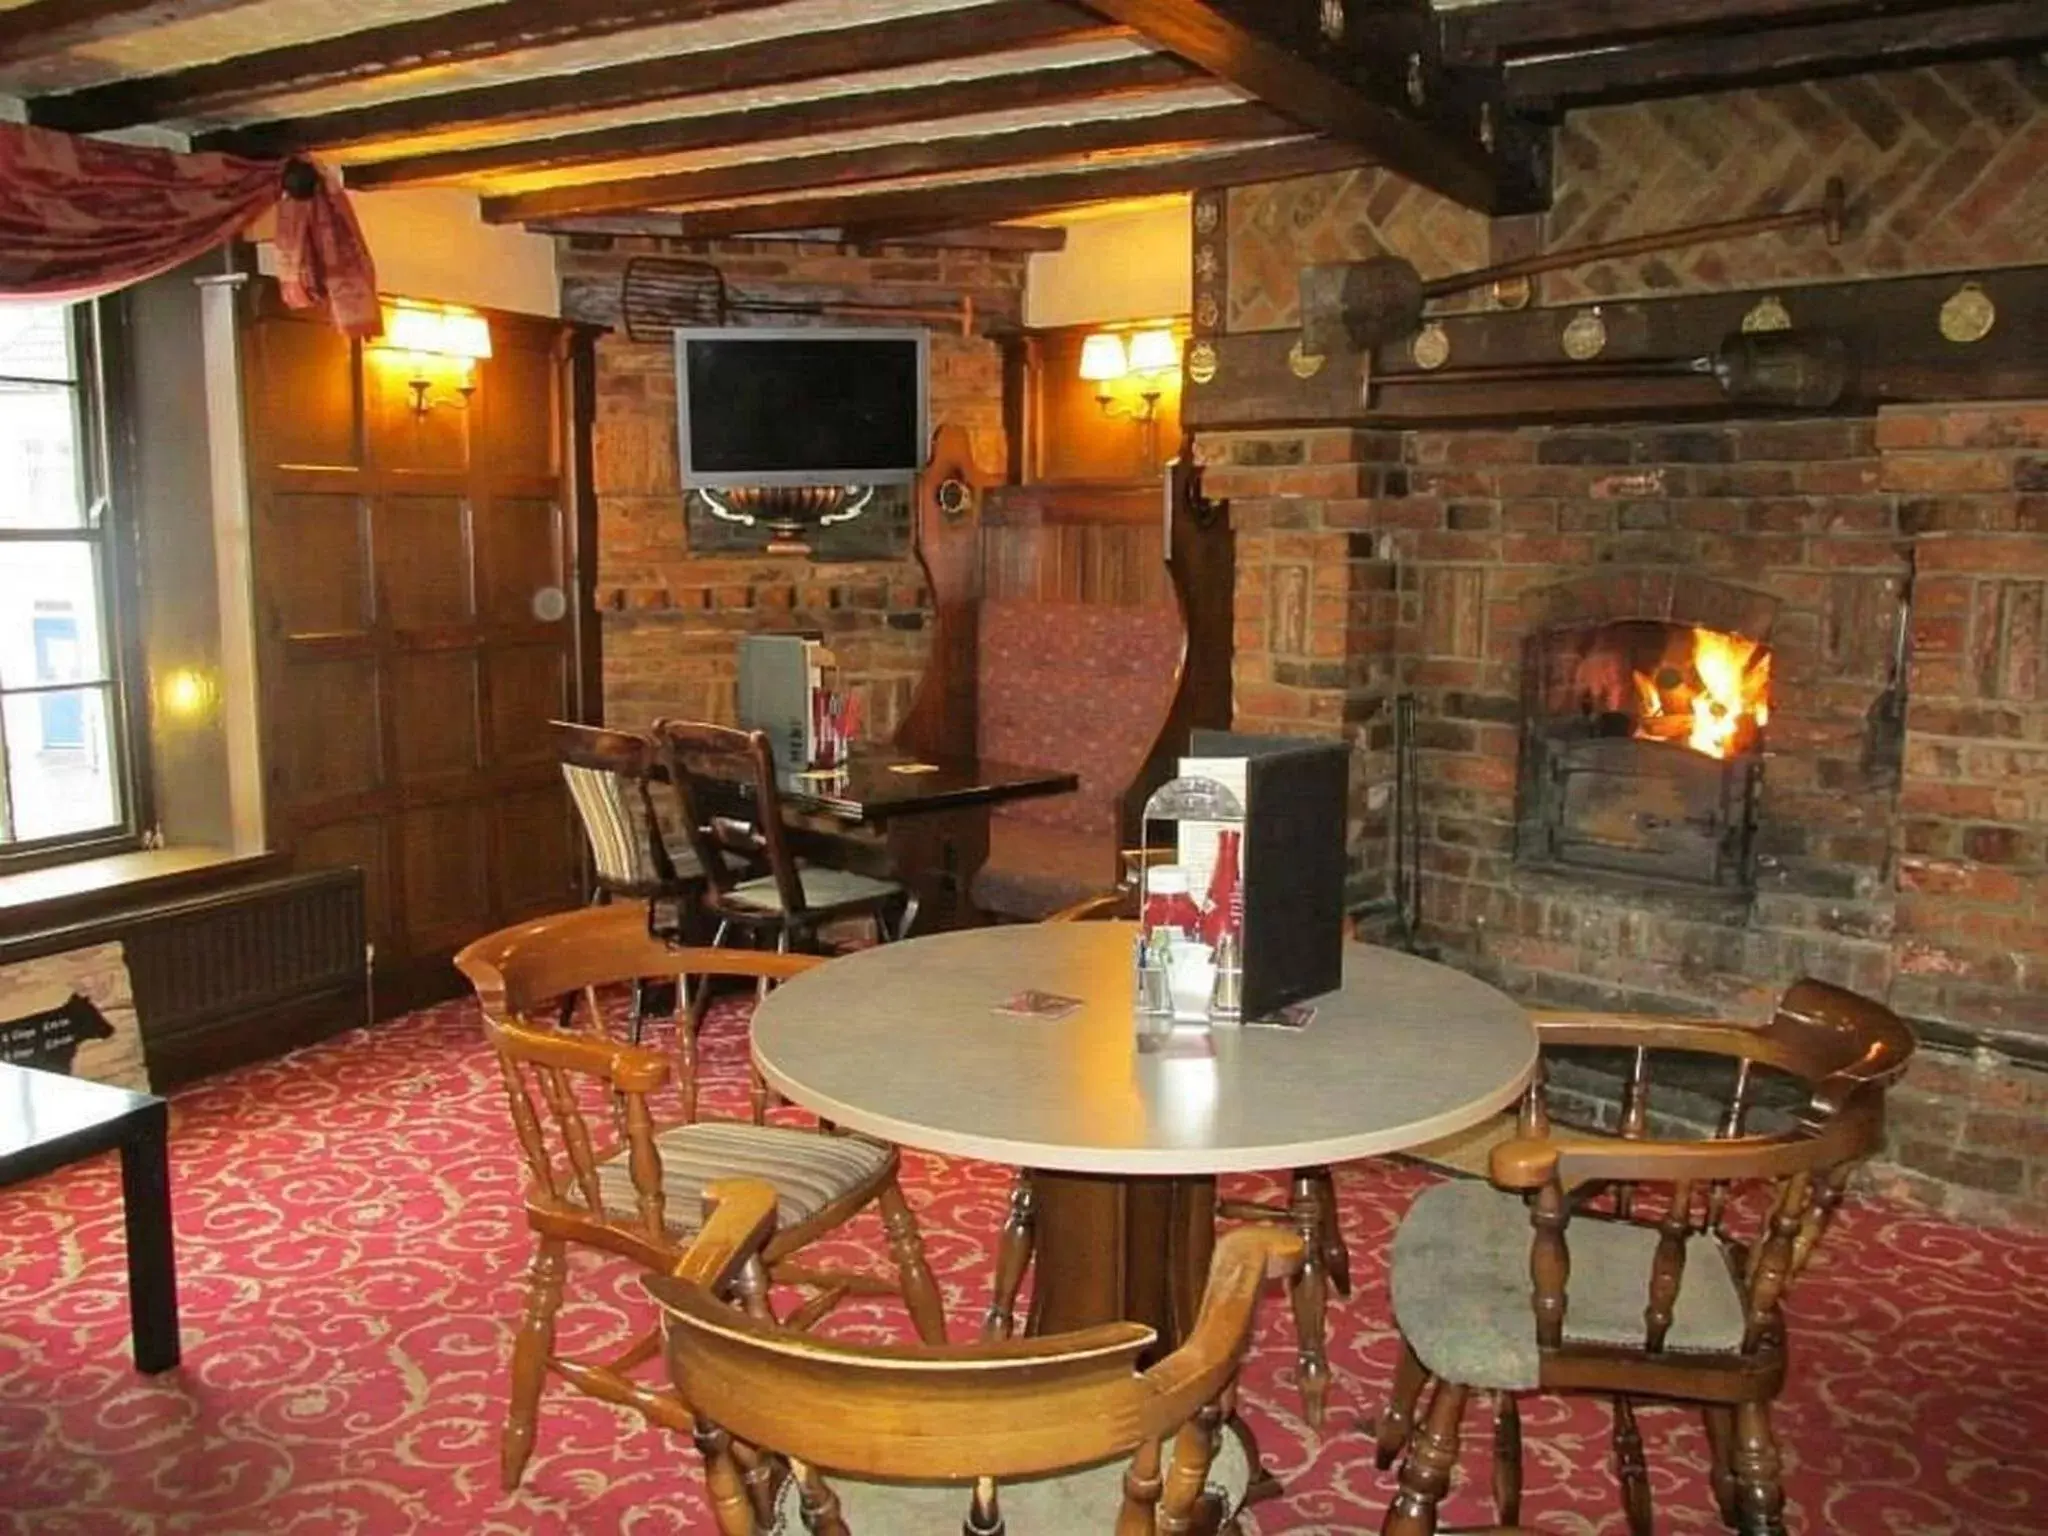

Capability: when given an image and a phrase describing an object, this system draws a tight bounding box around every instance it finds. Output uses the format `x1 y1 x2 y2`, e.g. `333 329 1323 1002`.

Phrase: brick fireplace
1204 406 2048 1226
1191 55 2048 1228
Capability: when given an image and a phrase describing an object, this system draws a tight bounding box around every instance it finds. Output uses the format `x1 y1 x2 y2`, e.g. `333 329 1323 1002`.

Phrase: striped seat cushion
563 764 701 889
594 1122 893 1236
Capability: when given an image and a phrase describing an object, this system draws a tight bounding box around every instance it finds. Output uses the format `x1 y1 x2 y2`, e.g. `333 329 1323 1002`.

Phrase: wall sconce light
378 301 493 418
157 666 219 722
1080 326 1181 467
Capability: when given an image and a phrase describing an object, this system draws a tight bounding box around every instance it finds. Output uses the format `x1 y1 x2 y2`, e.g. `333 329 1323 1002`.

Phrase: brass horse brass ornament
1939 282 1996 344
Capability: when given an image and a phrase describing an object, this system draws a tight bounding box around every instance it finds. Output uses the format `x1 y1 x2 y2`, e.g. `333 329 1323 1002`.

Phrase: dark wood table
777 747 1078 930
1 1062 180 1372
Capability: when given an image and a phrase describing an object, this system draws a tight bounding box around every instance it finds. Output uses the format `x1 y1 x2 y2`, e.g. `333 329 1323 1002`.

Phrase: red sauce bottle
1142 866 1202 944
1201 829 1242 947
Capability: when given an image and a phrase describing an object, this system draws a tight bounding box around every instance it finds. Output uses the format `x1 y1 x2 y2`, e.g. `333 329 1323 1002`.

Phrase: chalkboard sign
0 992 116 1074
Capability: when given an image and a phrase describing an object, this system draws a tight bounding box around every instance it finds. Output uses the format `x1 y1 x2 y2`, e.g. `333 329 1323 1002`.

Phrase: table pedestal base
1025 1170 1217 1356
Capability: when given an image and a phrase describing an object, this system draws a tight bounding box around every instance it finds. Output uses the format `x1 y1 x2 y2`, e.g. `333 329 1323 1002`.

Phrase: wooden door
241 284 589 1012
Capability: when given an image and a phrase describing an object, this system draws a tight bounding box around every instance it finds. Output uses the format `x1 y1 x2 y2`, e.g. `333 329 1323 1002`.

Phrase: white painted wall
1025 199 1192 329
342 186 560 317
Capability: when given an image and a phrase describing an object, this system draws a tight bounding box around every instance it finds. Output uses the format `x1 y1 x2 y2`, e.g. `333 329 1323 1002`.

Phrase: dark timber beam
533 217 1065 251
343 53 1199 190
1067 0 1536 213
525 138 1374 240
1443 0 1980 63
0 0 261 67
29 0 792 134
481 102 1292 224
1506 0 2048 104
194 0 1126 158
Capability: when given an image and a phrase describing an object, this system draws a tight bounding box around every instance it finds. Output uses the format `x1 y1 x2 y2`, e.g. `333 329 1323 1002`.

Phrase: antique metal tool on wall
1369 328 1854 410
1301 178 1847 355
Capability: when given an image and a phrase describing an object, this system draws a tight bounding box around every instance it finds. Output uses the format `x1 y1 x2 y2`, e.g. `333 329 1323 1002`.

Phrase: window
0 303 136 864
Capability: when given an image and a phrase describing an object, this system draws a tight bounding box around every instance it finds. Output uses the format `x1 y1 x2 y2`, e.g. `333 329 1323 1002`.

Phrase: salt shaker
1209 928 1243 1023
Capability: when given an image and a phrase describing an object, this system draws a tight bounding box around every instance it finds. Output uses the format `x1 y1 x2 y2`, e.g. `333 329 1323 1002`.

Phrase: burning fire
1633 626 1771 759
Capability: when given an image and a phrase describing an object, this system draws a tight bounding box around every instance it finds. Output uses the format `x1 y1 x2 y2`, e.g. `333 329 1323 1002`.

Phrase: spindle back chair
1373 978 1915 1536
456 906 948 1492
648 1183 1303 1535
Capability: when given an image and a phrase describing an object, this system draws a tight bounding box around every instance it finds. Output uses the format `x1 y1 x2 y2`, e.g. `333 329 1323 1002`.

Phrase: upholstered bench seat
970 816 1118 922
1390 1179 1749 1392
765 1423 1252 1534
594 1122 891 1236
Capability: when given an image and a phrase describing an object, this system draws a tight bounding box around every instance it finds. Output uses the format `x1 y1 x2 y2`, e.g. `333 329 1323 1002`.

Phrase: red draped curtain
0 121 379 335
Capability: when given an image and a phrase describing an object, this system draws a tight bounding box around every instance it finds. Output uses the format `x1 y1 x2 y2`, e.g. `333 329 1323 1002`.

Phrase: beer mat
994 990 1083 1021
1247 1002 1317 1030
1137 1025 1217 1058
889 762 941 774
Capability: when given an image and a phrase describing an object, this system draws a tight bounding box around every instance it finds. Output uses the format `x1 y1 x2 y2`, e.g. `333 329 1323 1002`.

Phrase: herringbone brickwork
1226 57 2048 330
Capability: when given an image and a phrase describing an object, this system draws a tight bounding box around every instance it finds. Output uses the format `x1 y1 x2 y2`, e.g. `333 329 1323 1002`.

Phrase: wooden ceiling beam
194 0 1126 158
0 0 262 67
538 216 1068 250
1506 0 2048 105
1065 0 1537 213
29 0 792 135
527 137 1373 240
343 53 1199 191
481 101 1292 224
1443 0 1977 64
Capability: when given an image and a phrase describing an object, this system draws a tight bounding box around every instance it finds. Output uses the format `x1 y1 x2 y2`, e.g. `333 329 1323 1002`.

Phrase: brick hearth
1204 404 2048 1226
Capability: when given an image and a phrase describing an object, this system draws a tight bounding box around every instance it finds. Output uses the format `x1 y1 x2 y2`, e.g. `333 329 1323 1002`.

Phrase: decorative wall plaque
1195 245 1220 281
1195 293 1221 330
1187 341 1219 385
1742 295 1793 333
1288 341 1326 379
1562 307 1609 360
1939 281 1996 344
1410 321 1451 371
1193 197 1220 236
0 942 148 1091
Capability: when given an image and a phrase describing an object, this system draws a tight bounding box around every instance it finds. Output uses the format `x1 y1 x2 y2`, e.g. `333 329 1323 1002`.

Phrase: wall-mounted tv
674 326 929 488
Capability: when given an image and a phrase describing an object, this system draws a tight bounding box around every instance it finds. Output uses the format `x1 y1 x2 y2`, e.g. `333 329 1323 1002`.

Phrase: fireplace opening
1517 620 1772 891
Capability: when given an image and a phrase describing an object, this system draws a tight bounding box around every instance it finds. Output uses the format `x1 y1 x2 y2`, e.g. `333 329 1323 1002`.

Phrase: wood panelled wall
980 482 1171 606
1017 322 1187 484
238 283 592 1010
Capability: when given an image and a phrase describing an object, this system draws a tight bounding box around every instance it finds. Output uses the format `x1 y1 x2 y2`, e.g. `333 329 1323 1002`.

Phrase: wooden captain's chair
1371 979 1915 1536
648 1177 1302 1535
454 905 949 1492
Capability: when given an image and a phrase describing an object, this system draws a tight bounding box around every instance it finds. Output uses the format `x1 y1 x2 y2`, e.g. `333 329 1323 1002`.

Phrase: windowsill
0 845 281 938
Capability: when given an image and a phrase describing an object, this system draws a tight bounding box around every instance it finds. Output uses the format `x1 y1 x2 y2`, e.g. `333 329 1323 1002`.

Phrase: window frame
0 298 151 874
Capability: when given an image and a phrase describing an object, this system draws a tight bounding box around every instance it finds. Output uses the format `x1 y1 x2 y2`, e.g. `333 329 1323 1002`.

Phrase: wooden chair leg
1704 1404 1741 1529
1116 1438 1164 1536
1732 1400 1789 1536
1307 1165 1352 1297
1614 1395 1653 1536
1383 1381 1469 1536
1159 1401 1225 1535
876 1179 950 1344
982 1173 1037 1341
696 1421 760 1536
501 1237 567 1491
1287 1170 1333 1431
1375 1339 1433 1469
966 1473 1005 1536
793 1459 851 1536
1493 1392 1522 1527
677 979 703 1125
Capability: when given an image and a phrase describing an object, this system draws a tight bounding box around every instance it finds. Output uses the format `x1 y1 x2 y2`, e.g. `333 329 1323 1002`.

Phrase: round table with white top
750 920 1537 1351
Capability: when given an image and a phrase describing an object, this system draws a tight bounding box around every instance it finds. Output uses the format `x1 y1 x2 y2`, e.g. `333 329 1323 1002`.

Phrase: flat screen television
674 326 929 488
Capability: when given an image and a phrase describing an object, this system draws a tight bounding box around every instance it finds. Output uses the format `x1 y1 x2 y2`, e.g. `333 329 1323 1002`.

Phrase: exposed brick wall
555 235 1026 734
1225 57 2048 330
1204 57 2048 1226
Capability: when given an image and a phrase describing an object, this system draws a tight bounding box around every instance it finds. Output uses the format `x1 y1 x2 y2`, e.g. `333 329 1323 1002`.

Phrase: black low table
0 1062 179 1372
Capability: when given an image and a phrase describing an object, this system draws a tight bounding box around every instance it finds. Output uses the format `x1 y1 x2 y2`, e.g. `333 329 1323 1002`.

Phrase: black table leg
118 1102 180 1373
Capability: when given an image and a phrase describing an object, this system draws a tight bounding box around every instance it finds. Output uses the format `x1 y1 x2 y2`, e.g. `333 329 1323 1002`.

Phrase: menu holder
1184 729 1349 1022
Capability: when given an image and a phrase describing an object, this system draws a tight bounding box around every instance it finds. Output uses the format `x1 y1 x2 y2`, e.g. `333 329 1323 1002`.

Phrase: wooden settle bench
897 425 1233 921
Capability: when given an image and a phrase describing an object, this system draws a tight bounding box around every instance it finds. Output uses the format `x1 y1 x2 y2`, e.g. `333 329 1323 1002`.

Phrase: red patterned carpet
4 995 2047 1535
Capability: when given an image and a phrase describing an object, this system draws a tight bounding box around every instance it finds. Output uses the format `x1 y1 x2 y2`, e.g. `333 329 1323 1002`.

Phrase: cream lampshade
1078 331 1130 383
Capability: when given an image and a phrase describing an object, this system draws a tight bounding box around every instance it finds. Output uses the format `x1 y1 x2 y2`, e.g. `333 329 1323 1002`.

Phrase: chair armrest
663 1177 779 1292
1140 1226 1302 1429
1526 1009 1768 1059
1491 1127 1849 1189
